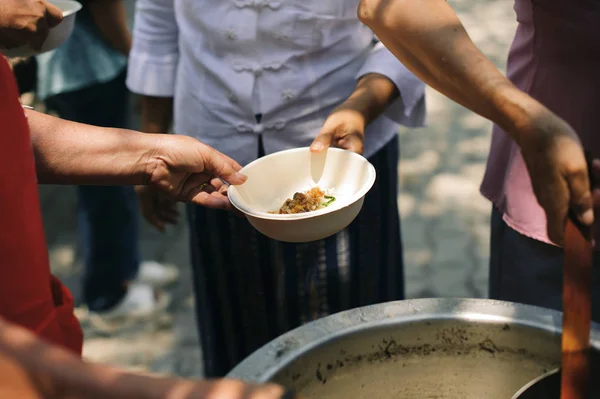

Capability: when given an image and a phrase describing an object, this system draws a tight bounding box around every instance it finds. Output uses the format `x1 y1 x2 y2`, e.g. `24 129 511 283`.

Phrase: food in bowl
227 147 376 243
270 186 336 214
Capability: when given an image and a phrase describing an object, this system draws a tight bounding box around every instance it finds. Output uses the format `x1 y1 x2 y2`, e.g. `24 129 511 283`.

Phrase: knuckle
563 157 587 178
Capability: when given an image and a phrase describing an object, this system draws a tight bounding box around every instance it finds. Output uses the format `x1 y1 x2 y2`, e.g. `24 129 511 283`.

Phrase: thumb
202 148 247 186
44 2 64 28
310 130 334 153
567 159 594 228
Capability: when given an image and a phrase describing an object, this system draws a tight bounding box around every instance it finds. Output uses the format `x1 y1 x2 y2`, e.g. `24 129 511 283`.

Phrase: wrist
346 73 398 126
489 84 564 148
129 132 165 186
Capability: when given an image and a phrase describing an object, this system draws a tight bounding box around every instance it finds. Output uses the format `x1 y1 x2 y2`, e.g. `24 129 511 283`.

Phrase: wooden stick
561 219 593 399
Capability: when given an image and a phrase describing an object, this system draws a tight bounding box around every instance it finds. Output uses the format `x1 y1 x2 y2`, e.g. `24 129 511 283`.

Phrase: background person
127 0 426 377
35 0 178 324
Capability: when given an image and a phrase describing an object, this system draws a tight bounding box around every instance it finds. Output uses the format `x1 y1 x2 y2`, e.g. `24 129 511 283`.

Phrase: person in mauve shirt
358 0 600 317
0 0 295 397
480 0 600 317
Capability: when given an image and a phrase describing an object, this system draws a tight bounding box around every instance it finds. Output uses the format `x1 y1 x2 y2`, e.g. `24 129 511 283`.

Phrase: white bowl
228 147 376 243
1 0 82 58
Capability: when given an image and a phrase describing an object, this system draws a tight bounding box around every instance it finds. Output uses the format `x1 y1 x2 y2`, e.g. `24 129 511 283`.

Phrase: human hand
135 185 179 232
0 0 63 51
197 380 299 399
310 108 366 155
518 111 597 245
144 135 247 212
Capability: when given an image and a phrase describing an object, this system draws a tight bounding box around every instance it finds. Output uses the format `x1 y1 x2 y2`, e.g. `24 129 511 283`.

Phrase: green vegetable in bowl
323 195 336 207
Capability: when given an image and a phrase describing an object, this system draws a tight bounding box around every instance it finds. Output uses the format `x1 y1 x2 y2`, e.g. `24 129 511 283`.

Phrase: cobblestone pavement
39 0 518 379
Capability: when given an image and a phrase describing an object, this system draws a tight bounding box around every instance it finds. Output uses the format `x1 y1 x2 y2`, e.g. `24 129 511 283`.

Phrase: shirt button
227 91 237 103
281 89 296 100
273 32 290 41
225 29 237 41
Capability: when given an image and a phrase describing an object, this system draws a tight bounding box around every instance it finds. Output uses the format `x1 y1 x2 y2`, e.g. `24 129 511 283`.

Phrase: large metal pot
228 299 600 398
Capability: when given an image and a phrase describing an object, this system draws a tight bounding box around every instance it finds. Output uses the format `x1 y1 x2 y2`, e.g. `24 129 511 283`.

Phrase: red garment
0 57 82 355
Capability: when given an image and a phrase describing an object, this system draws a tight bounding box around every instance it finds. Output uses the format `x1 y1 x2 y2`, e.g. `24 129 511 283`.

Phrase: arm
28 109 157 185
0 317 290 399
337 72 400 128
357 0 552 150
28 109 246 210
141 95 173 133
357 0 594 245
355 41 426 127
126 0 179 133
86 0 132 56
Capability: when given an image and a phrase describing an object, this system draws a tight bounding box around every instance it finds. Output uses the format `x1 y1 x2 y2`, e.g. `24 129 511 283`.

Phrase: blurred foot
134 261 179 288
86 283 171 331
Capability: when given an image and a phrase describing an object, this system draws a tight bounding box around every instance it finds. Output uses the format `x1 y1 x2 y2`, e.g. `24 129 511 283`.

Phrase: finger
534 179 568 246
44 2 64 28
566 161 594 227
218 184 229 195
209 176 226 191
219 152 244 172
338 132 364 154
592 159 600 185
139 200 167 232
310 130 335 153
203 149 247 186
189 190 233 211
157 197 179 212
30 17 50 51
157 205 180 223
144 211 166 232
157 213 179 225
593 188 600 210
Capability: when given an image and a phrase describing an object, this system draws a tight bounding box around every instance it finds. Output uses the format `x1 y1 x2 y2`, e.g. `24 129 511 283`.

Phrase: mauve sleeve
356 41 427 127
126 0 179 97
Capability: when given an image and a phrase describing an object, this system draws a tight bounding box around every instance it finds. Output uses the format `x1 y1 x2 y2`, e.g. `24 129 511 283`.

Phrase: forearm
87 0 131 56
28 110 158 185
338 73 399 126
140 95 174 133
358 0 549 146
0 318 213 399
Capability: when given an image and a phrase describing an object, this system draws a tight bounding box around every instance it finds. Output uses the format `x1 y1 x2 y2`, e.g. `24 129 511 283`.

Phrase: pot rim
227 298 600 382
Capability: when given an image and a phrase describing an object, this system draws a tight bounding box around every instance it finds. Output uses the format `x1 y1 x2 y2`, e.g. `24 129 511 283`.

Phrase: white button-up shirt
126 0 426 166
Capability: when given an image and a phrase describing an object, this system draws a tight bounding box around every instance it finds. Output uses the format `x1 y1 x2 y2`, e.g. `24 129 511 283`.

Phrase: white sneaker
86 283 171 331
135 261 179 288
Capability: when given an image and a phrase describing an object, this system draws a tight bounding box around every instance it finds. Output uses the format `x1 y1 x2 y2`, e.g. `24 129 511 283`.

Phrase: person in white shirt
127 0 426 377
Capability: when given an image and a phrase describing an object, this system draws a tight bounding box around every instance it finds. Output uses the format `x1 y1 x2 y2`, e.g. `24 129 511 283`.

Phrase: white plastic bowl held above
228 147 376 243
1 0 82 58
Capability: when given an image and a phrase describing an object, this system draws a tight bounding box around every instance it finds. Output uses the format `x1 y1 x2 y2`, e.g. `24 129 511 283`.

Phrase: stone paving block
405 276 432 299
431 234 472 266
428 261 473 298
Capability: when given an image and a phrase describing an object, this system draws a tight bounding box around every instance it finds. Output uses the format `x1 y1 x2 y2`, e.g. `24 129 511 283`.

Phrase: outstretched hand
138 135 246 230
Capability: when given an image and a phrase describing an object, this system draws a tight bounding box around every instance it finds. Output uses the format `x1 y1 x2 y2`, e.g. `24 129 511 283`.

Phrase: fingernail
311 142 324 152
581 209 594 225
235 172 248 182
